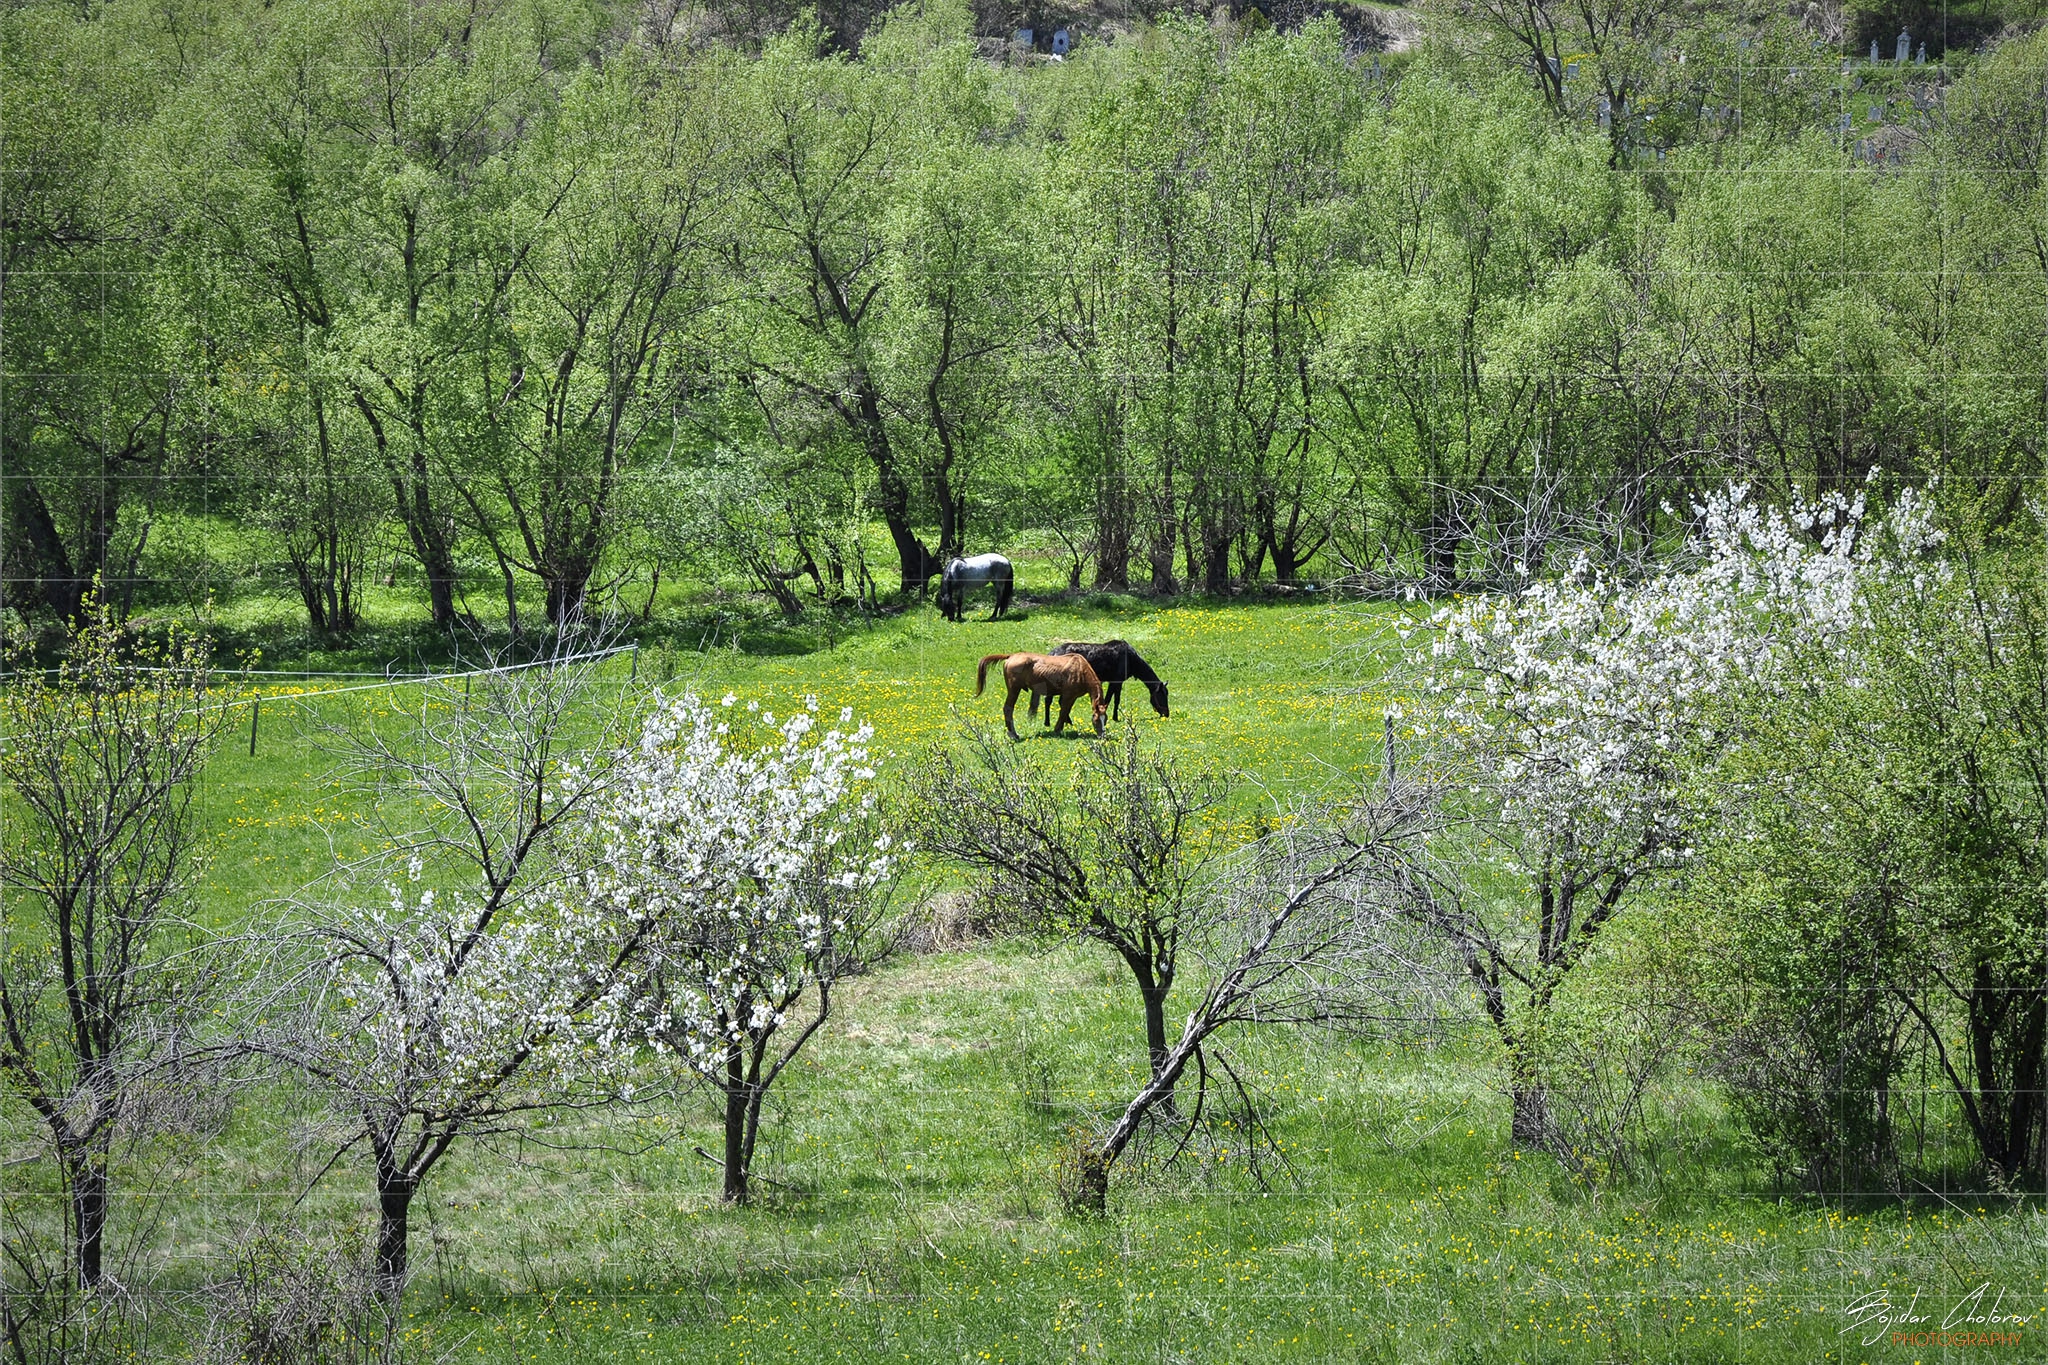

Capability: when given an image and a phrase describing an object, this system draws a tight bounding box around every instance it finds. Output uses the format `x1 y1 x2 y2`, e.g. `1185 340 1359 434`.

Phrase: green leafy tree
471 55 729 628
1325 67 1628 587
724 17 939 593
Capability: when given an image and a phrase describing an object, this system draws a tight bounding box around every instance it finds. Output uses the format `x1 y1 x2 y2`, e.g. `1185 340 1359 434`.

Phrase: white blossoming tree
1414 483 1928 1146
586 692 896 1204
268 644 661 1304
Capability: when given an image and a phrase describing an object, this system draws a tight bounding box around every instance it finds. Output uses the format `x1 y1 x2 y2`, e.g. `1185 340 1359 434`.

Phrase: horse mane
1077 655 1104 709
1117 644 1160 684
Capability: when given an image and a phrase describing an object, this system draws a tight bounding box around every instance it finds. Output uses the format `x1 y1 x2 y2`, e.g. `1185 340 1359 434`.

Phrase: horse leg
1004 683 1022 741
1054 690 1075 735
1107 681 1122 722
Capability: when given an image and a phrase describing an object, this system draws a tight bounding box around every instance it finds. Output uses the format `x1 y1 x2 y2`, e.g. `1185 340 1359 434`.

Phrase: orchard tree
1413 483 1891 1146
586 692 896 1204
911 725 1229 1110
269 643 655 1302
0 605 232 1293
1067 785 1442 1212
1685 495 2044 1185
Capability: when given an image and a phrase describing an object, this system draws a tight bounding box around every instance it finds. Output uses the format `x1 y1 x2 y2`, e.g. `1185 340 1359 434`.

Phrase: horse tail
975 654 1010 697
995 561 1014 613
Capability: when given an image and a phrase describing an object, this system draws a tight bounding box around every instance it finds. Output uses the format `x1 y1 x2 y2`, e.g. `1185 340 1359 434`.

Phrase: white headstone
1051 27 1068 55
1015 27 1032 47
1870 39 1880 62
1896 30 1910 62
1915 42 1926 63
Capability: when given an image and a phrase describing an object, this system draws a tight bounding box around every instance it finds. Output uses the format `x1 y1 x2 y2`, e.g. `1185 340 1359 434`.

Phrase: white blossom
578 691 896 1087
1421 481 1937 888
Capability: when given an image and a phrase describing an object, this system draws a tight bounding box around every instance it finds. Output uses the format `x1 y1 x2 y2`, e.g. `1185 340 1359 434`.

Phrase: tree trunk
1422 500 1460 592
1510 1085 1552 1148
417 526 461 632
722 1045 750 1205
1148 528 1177 595
851 378 935 594
1113 951 1178 1115
1968 963 2047 1182
375 1174 416 1288
1094 453 1131 591
11 480 86 621
70 1152 107 1289
363 395 462 633
1202 532 1231 595
1270 541 1298 587
1080 1012 1205 1212
1069 1147 1109 1216
1139 980 1173 1097
546 570 588 628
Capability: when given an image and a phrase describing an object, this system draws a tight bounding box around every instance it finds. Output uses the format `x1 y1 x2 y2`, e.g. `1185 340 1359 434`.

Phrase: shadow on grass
171 584 1367 675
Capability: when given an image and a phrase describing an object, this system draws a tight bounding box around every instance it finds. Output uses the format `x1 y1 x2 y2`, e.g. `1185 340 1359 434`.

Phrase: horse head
1091 695 1107 735
1146 681 1169 718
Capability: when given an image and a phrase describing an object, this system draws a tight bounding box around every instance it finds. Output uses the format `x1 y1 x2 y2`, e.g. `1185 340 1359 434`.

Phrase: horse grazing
1049 640 1169 721
938 553 1014 622
975 652 1105 741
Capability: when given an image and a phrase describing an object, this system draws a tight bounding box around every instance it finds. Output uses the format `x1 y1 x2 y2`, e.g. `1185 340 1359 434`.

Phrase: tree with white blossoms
1683 491 2044 1186
1413 481 1932 1147
586 691 895 1205
267 643 659 1304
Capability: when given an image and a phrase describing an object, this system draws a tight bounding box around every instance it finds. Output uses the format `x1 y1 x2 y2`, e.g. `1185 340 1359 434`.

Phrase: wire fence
224 645 643 754
1 644 643 756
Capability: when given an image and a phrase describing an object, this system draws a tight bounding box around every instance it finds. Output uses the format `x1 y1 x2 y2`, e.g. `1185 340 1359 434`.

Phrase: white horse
937 553 1014 621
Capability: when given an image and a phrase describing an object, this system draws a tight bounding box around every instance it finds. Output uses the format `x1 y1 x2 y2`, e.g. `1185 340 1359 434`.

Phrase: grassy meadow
95 592 2048 1361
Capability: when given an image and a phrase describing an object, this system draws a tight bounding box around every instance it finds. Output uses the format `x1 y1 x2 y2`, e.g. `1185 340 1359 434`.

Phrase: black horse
1048 640 1168 721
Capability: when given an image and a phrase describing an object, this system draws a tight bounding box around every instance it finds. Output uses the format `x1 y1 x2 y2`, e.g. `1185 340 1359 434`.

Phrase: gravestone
1051 27 1068 55
1547 56 1560 78
1598 96 1611 128
1915 42 1926 63
1015 27 1032 47
1896 30 1911 62
1870 38 1880 62
1565 61 1578 78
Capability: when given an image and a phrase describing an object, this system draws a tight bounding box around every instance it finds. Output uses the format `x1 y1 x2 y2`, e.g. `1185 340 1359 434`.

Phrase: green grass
47 596 2048 1361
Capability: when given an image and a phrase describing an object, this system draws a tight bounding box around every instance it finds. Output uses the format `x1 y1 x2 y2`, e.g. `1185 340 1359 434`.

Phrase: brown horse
975 653 1106 741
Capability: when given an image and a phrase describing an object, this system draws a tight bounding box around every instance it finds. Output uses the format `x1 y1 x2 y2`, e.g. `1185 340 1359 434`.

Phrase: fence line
1 645 641 756
1 645 639 688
